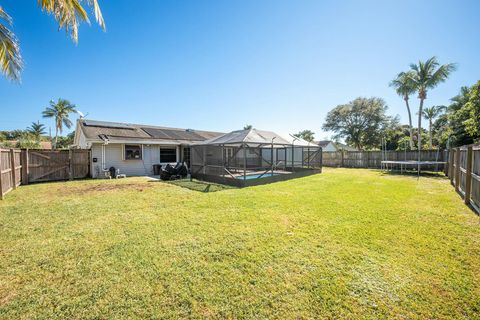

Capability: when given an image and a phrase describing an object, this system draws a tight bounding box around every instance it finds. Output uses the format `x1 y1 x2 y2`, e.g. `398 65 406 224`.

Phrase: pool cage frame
191 141 322 187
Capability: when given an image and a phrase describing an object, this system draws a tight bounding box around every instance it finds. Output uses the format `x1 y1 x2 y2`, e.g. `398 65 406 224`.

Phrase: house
335 142 358 152
315 140 338 152
73 119 223 178
315 140 358 152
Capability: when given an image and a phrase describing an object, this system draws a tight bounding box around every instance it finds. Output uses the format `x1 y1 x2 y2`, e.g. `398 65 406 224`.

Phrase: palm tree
390 71 416 149
407 57 456 152
42 99 77 149
422 106 445 149
1 1 105 82
27 121 47 140
0 7 22 81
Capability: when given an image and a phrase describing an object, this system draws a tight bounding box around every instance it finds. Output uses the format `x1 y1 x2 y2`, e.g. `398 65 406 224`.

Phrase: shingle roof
79 119 223 143
315 140 333 148
313 140 358 151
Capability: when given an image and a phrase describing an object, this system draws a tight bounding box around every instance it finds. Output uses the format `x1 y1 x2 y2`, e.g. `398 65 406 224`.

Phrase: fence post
448 149 454 182
0 150 3 199
464 146 473 205
21 149 29 185
10 149 17 190
68 149 73 181
341 150 344 167
454 147 460 192
366 151 369 168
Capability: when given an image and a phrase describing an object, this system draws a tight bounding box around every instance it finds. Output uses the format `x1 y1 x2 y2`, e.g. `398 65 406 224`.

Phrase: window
160 148 177 163
124 145 142 160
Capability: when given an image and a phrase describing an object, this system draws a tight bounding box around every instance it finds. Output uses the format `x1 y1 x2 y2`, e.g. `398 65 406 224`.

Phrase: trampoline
381 160 447 174
380 137 447 176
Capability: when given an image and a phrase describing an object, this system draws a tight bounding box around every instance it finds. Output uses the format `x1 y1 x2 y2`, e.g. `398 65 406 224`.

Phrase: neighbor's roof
196 128 318 147
78 119 223 144
315 140 334 148
335 142 358 151
314 140 358 151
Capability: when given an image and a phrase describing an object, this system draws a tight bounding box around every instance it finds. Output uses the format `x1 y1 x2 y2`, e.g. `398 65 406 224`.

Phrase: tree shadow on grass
379 170 448 180
162 179 236 193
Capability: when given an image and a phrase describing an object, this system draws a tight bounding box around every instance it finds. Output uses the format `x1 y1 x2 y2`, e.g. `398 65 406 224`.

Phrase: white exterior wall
90 143 181 178
75 129 89 149
322 142 337 152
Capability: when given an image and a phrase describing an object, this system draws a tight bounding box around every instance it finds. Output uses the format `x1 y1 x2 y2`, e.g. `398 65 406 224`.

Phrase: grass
166 179 236 192
0 168 479 319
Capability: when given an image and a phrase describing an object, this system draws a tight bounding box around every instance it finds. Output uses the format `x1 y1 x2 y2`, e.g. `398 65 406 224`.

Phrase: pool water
237 173 280 180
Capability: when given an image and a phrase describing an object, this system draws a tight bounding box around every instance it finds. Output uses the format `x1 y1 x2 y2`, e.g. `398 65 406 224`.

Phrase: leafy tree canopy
462 80 480 139
322 97 396 150
294 130 315 142
435 81 480 147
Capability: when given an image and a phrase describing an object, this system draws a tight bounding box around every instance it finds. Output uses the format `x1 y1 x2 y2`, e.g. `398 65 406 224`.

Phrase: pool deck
193 168 321 187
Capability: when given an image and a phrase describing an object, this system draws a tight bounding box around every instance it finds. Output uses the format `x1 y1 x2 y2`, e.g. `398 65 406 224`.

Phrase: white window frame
123 144 143 161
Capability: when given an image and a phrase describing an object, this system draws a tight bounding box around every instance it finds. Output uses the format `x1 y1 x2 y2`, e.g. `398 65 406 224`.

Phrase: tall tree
243 124 253 130
447 86 472 147
15 131 41 149
294 130 315 142
1 1 105 82
27 121 47 139
422 106 444 149
322 97 393 150
461 80 480 140
407 57 456 153
42 99 77 149
390 71 416 149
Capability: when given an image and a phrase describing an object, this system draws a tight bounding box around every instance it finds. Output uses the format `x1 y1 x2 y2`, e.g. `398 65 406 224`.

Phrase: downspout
99 135 109 177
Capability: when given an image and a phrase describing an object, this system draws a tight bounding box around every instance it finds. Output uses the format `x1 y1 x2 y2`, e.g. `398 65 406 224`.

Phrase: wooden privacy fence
0 149 90 199
0 149 22 200
322 150 446 168
447 144 480 214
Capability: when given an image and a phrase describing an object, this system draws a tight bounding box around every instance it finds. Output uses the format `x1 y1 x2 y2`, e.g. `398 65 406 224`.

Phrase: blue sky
1 0 479 139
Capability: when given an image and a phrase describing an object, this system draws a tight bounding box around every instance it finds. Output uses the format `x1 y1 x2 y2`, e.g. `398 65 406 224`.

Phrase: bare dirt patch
60 182 153 196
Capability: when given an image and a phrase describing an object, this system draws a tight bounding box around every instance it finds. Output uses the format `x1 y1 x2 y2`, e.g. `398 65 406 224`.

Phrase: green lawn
0 168 479 319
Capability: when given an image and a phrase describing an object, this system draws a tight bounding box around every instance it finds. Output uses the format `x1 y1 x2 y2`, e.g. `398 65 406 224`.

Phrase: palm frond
43 98 77 134
408 57 457 96
89 0 105 30
0 6 23 82
38 0 106 43
422 105 445 120
426 63 457 88
390 71 416 98
0 6 12 24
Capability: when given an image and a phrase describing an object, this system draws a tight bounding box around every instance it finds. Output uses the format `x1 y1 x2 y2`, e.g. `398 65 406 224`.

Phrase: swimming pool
236 173 281 180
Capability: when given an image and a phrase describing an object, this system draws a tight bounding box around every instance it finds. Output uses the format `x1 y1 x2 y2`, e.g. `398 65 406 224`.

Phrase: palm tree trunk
54 127 58 150
405 98 414 150
429 119 433 150
417 98 424 170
